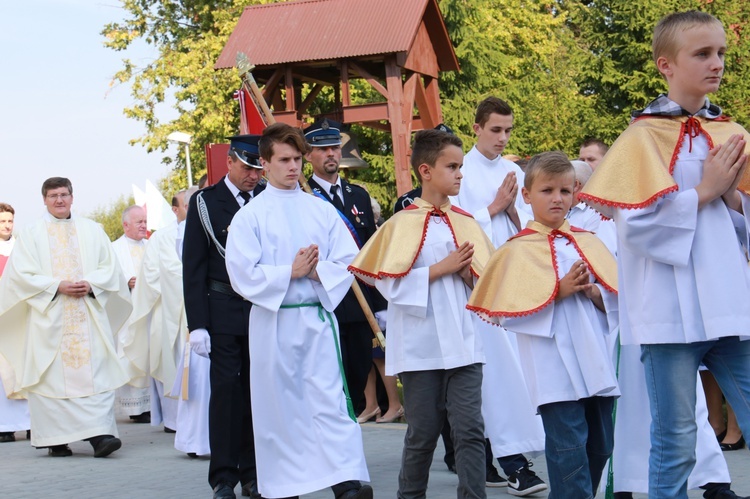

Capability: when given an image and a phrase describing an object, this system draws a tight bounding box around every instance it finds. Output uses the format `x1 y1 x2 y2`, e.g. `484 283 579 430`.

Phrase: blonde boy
468 152 619 498
580 11 750 498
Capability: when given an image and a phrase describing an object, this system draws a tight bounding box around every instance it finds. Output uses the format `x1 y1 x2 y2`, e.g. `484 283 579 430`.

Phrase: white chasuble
0 216 131 446
225 184 369 499
112 235 150 415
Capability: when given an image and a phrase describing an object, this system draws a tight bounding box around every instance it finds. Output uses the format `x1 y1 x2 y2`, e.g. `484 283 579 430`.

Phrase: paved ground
1 418 749 498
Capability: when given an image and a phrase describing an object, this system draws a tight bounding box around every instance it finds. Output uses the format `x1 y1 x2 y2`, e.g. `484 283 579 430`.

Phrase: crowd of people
1 10 750 499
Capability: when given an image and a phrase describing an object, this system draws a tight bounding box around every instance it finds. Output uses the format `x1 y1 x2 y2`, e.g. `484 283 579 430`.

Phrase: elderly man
125 191 187 433
0 177 130 457
112 205 151 423
183 135 265 499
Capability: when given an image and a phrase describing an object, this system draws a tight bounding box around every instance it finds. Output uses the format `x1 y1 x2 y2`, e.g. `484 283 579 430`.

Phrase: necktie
330 185 345 212
239 191 251 205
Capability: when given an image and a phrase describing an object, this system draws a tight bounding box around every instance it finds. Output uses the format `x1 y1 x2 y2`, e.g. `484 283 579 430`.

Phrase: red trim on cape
450 205 474 218
508 228 537 241
563 234 617 295
578 184 679 210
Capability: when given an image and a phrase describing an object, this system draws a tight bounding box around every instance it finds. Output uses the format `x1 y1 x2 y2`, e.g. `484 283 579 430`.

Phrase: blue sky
0 0 179 230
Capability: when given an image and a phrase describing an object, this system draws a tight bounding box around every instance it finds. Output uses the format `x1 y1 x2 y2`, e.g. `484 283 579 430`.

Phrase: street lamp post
167 131 194 187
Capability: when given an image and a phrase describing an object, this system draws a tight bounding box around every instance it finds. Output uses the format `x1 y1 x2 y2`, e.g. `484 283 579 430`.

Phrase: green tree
89 195 134 241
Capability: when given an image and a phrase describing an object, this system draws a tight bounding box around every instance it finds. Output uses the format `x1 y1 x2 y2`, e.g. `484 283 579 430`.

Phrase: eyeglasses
46 194 71 201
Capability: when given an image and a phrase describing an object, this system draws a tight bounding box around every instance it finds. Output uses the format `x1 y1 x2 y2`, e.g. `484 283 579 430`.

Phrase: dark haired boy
350 129 494 498
225 123 371 499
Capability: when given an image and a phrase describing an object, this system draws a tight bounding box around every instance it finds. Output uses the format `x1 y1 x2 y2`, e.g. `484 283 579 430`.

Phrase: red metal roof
215 0 458 71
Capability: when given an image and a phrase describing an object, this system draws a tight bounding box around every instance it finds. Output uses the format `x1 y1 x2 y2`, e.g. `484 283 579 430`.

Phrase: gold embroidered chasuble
0 216 131 398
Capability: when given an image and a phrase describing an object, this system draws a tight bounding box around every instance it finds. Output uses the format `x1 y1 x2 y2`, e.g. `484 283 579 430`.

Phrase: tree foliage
103 0 750 215
89 195 133 241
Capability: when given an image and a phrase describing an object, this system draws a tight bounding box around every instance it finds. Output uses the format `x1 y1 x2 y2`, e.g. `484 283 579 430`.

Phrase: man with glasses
0 177 131 458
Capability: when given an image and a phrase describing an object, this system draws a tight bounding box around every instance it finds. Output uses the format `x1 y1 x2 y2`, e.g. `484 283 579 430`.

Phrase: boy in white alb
469 152 620 498
580 11 750 498
225 123 371 499
350 129 494 498
450 97 546 496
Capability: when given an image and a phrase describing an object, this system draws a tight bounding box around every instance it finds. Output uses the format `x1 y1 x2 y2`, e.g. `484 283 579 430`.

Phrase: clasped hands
57 280 91 298
291 244 320 281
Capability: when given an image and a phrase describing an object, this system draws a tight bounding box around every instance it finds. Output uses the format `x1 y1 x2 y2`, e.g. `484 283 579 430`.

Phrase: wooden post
385 56 413 196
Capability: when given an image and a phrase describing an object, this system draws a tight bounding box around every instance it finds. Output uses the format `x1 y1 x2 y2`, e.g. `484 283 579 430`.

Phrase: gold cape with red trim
348 197 495 284
467 220 617 319
579 116 750 215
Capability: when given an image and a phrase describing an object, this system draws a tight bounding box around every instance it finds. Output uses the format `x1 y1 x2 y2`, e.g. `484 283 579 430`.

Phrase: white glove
189 328 211 358
374 310 387 331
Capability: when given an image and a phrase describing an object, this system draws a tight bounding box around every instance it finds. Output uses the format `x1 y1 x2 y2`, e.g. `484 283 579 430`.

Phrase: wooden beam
423 76 443 125
261 68 284 101
341 60 351 107
271 111 301 127
342 103 389 123
385 56 412 196
285 66 295 111
414 76 436 128
403 72 418 125
298 84 323 115
349 60 389 100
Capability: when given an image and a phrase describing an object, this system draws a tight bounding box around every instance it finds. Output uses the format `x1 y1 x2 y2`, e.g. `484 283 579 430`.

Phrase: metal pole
185 143 193 187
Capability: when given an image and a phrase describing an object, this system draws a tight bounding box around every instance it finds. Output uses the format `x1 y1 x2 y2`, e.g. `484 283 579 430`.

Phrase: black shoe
0 432 15 442
26 430 31 440
164 426 176 433
48 444 73 457
213 484 236 499
187 452 198 458
130 411 151 424
89 435 122 457
337 485 373 499
613 493 634 499
702 482 750 499
720 436 745 451
241 480 263 498
507 463 548 497
486 464 507 487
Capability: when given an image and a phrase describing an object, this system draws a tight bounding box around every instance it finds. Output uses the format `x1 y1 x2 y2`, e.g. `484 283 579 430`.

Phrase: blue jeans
642 337 750 498
538 397 614 499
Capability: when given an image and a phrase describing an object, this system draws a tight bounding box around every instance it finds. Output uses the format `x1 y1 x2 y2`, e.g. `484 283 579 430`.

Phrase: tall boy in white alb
225 124 370 499
580 11 750 498
449 97 545 492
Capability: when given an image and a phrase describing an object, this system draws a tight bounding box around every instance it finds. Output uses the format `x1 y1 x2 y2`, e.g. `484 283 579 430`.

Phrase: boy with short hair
468 151 620 498
451 100 547 496
349 129 495 498
225 123 371 499
579 11 750 498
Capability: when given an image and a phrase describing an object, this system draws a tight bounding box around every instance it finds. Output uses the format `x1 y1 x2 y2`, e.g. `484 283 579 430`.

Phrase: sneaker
506 463 548 497
486 465 507 487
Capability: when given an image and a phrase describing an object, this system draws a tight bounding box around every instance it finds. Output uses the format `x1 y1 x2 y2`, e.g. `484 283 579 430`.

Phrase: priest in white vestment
0 177 130 457
225 124 370 499
0 203 30 443
126 191 186 432
112 204 151 421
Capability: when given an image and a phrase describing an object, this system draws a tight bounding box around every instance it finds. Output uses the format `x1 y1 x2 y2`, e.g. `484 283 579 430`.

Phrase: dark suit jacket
182 177 265 336
308 177 386 323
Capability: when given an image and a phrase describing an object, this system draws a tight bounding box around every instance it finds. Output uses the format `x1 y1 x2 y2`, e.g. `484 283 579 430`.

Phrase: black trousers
338 320 374 412
208 332 256 489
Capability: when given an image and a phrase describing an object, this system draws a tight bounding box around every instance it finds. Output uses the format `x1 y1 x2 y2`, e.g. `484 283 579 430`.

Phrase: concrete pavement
1 418 749 498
